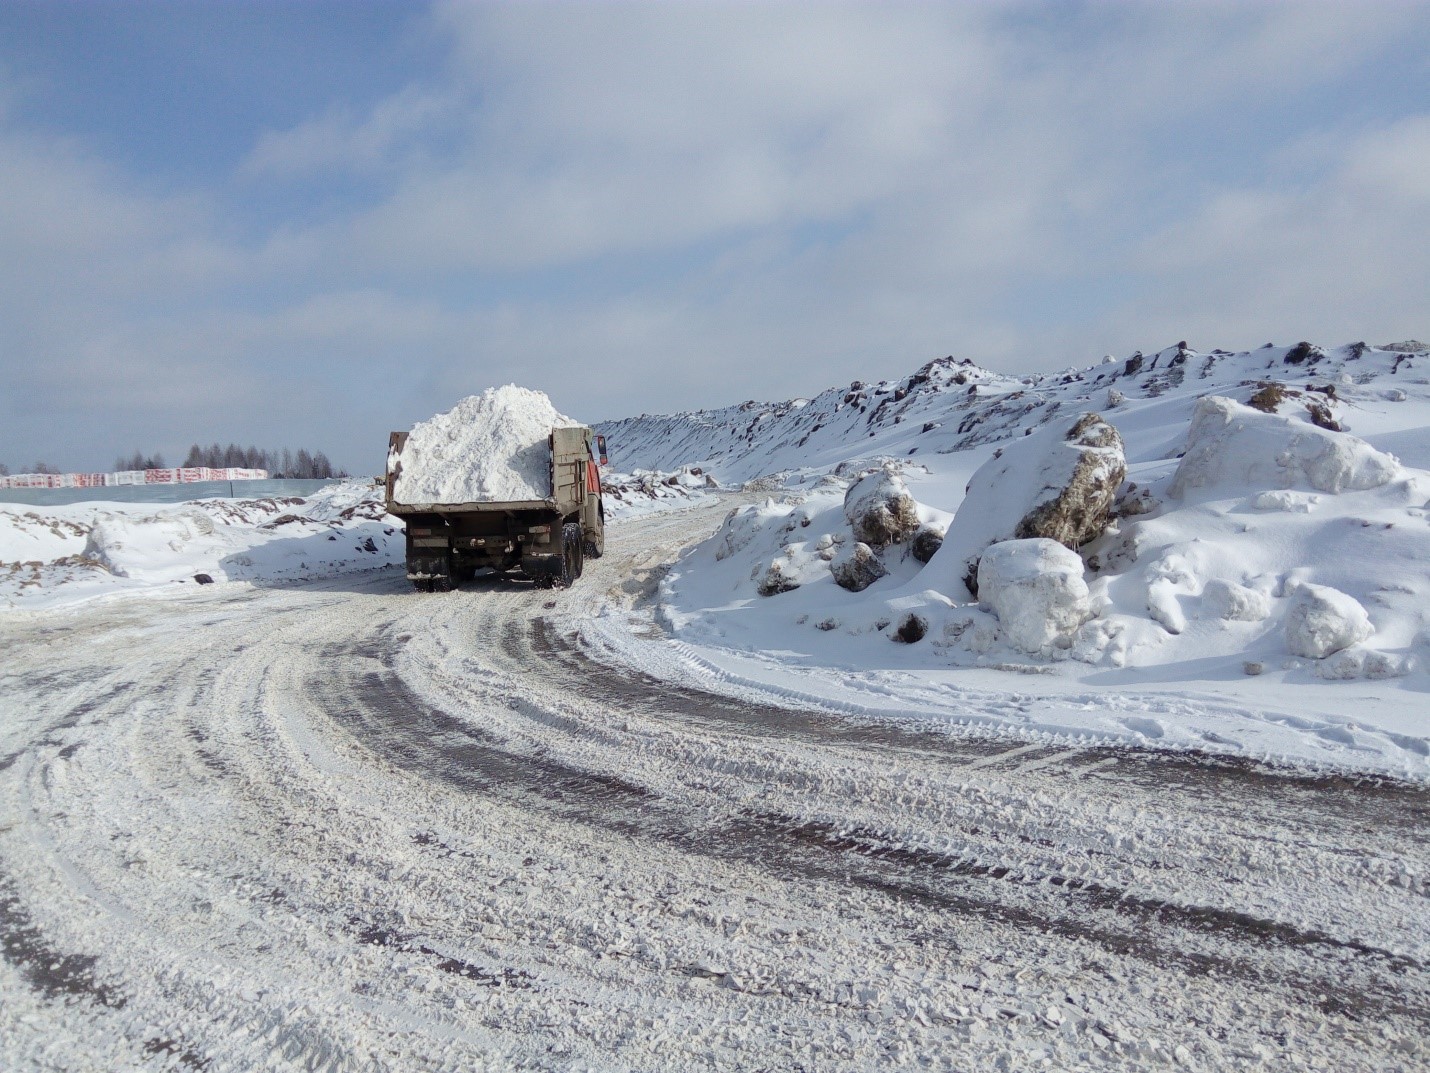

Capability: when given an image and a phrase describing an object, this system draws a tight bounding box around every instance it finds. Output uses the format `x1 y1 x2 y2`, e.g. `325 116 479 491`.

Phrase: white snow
919 412 1124 600
1169 395 1400 498
0 481 401 609
1285 582 1374 659
842 466 919 546
976 538 1093 655
390 385 580 505
6 340 1430 778
615 340 1430 779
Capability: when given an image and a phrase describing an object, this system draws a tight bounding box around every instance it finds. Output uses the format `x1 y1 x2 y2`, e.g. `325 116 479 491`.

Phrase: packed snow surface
391 385 580 505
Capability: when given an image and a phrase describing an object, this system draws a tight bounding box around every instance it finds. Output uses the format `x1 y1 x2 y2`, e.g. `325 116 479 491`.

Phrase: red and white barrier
1 467 270 490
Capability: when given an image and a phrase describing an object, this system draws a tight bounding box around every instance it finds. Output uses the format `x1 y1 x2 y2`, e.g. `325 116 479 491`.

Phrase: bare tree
183 444 204 467
0 462 10 476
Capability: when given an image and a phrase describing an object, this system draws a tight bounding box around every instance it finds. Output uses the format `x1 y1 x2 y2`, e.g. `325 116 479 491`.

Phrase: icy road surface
1 502 1427 1072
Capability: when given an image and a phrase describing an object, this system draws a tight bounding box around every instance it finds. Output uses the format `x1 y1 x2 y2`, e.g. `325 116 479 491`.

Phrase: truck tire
584 505 605 559
558 522 584 587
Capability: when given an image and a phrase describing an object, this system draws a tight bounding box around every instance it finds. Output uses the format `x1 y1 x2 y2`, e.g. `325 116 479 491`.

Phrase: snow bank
391 385 579 505
1170 396 1399 499
843 467 920 547
601 467 717 519
1 481 400 609
651 339 1430 776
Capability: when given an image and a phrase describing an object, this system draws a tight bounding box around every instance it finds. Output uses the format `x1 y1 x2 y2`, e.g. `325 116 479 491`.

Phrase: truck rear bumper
405 554 450 580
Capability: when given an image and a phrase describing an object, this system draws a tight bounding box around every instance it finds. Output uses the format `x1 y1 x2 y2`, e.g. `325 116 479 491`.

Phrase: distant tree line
6 448 347 480
103 444 347 479
182 443 346 479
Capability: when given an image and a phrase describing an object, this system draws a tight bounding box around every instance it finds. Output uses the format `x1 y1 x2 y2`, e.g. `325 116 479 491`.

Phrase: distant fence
0 479 344 507
0 467 268 489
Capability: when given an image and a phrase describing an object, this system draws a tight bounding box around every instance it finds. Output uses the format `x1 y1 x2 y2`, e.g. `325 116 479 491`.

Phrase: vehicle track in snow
1 500 1427 1072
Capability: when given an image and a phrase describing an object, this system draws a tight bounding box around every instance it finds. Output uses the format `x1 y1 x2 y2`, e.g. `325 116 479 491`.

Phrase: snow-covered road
2 502 1427 1072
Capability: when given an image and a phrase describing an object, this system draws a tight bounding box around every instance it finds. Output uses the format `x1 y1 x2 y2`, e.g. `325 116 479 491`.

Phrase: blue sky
2 1 1428 474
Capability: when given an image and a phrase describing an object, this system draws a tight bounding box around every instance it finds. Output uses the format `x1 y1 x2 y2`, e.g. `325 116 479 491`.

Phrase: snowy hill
598 341 1430 483
594 339 1430 778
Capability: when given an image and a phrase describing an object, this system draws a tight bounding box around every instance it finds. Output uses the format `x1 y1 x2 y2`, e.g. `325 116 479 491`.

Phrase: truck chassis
387 426 606 593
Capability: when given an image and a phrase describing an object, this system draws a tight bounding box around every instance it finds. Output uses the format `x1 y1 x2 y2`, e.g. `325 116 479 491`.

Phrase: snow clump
977 539 1094 656
1169 396 1399 500
391 385 580 505
1285 583 1374 659
1200 579 1272 623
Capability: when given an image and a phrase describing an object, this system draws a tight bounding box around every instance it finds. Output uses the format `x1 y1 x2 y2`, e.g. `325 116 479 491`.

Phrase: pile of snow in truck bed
391 385 580 505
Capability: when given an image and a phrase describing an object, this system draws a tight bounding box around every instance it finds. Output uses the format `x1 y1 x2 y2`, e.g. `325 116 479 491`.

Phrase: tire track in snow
385 602 1430 1028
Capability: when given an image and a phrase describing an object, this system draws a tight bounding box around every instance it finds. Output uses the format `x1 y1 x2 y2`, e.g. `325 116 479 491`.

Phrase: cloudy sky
2 1 1427 474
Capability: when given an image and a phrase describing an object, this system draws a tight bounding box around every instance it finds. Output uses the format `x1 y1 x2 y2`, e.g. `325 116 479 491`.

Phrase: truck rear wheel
558 522 584 587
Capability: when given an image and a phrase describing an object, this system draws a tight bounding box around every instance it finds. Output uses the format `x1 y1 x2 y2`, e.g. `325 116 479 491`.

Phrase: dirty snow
391 385 580 505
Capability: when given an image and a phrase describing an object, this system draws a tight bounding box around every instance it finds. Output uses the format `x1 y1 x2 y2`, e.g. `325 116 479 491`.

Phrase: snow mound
1170 396 1399 500
84 508 217 580
391 385 580 505
925 412 1125 599
977 539 1094 655
1285 583 1373 659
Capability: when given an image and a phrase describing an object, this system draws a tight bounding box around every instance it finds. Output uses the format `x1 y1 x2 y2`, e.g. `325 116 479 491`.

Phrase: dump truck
386 426 608 592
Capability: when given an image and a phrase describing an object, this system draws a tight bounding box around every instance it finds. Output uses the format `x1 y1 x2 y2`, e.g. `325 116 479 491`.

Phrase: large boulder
977 539 1093 655
830 542 887 592
923 413 1126 599
844 467 921 548
1169 396 1398 500
1285 583 1373 658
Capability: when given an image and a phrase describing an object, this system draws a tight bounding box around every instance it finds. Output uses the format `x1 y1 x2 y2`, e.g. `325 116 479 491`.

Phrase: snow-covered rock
909 524 944 564
757 559 800 597
925 412 1125 598
830 542 887 592
1169 396 1399 500
391 385 580 505
976 539 1093 655
843 467 920 547
1285 583 1374 659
